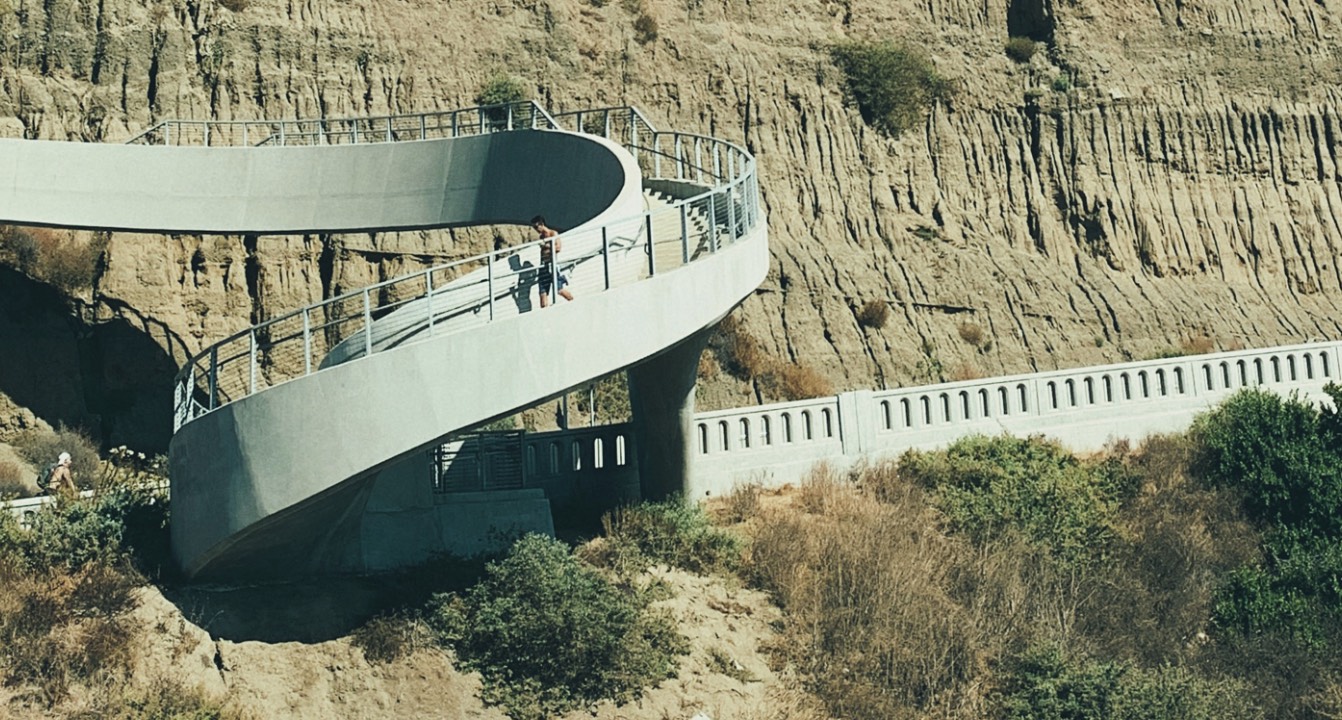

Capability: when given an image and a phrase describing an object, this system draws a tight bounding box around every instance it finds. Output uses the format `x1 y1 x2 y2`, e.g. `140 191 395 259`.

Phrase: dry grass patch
957 321 986 348
773 363 833 400
856 299 890 329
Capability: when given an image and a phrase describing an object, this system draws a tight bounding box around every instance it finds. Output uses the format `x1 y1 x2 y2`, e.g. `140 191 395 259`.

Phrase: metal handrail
170 106 764 431
125 101 559 146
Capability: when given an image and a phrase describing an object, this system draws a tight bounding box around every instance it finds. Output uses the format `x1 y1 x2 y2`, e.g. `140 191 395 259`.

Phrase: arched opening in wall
958 391 971 420
901 398 912 427
998 387 1010 415
1253 359 1265 384
1017 383 1028 411
718 421 730 452
921 396 932 424
802 411 813 440
1102 375 1114 402
696 424 708 454
1065 379 1077 407
616 435 627 465
1174 367 1186 393
739 418 751 449
1271 356 1282 382
526 445 536 475
572 441 583 471
939 393 951 422
1324 353 1332 377
1083 377 1095 404
1306 355 1316 379
0 267 180 453
979 389 990 417
1007 0 1055 43
548 442 560 474
1138 371 1150 398
761 415 772 445
593 438 605 469
782 413 793 442
1221 362 1231 388
881 400 892 430
1288 355 1298 381
1046 382 1058 410
822 409 834 437
1156 369 1167 396
1237 360 1248 386
1121 373 1132 400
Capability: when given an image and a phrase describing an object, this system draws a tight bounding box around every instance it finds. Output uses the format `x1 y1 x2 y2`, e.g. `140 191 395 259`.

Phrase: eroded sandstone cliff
4 0 1342 443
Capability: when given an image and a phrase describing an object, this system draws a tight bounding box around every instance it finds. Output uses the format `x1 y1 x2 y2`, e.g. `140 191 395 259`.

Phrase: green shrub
996 644 1262 720
1005 36 1038 63
427 534 687 719
828 40 953 138
899 435 1133 566
475 75 528 108
0 486 168 575
633 11 659 44
1191 388 1342 540
598 498 742 575
93 676 251 719
1051 74 1072 92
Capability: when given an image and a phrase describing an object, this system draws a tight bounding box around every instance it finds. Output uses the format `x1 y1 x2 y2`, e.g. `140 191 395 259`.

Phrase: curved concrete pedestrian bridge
0 103 769 579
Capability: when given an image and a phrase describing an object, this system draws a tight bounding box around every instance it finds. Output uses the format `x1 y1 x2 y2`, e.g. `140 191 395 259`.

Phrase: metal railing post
248 331 257 395
680 204 690 265
208 348 218 408
363 288 373 357
203 123 210 147
426 271 435 337
279 123 285 146
630 118 639 163
164 123 172 146
487 259 496 321
603 111 611 139
694 137 703 184
478 108 485 134
507 104 514 131
646 213 656 276
708 194 718 252
713 144 722 181
728 186 737 240
653 135 662 177
602 227 611 290
420 114 427 139
242 123 249 145
302 309 312 375
675 136 684 180
452 112 459 137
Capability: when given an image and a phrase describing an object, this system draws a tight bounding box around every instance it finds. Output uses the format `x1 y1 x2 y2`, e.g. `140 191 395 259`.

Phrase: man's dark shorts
538 270 568 294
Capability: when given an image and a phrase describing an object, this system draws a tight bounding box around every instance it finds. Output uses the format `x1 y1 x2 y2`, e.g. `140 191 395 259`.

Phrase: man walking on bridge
532 215 574 308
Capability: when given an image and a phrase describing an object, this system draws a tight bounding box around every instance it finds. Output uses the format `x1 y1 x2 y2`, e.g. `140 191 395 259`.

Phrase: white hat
58 452 71 465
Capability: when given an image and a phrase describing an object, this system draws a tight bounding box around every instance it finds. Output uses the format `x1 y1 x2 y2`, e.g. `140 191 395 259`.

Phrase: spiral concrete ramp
0 103 768 579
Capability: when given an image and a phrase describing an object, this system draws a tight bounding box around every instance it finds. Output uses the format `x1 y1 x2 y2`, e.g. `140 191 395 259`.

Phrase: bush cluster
899 434 1136 566
12 425 101 491
1004 36 1039 63
707 314 833 400
593 498 743 576
0 226 106 294
828 40 954 139
427 534 687 720
856 299 889 329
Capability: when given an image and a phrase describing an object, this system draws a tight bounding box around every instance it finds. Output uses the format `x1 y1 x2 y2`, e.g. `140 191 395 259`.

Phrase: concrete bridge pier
628 328 714 502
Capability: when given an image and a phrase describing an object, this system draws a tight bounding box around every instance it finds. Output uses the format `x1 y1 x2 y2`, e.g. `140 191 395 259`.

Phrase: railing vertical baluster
507 104 514 131
302 309 312 375
675 136 684 180
243 123 249 145
487 259 496 321
248 331 257 394
164 123 171 146
452 112 459 137
602 227 611 290
647 212 656 276
680 204 690 265
653 134 662 177
479 108 485 134
714 144 722 181
708 194 718 252
630 118 639 163
386 116 393 142
352 119 359 143
728 184 737 240
604 111 611 139
208 347 218 408
426 270 435 337
203 123 210 147
420 114 427 139
279 123 285 146
364 288 373 357
694 138 703 184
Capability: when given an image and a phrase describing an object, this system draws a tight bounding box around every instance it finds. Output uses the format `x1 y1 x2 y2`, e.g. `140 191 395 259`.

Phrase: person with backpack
45 452 76 499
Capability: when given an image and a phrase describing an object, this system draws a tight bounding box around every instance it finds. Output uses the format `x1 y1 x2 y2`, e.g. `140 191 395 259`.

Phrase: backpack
36 463 57 494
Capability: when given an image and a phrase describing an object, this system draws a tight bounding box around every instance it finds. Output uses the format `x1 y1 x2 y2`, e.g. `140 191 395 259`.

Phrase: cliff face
4 0 1342 443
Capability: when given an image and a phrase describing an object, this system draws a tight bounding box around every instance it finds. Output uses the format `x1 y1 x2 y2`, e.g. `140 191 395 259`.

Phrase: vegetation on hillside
727 387 1342 719
828 40 954 138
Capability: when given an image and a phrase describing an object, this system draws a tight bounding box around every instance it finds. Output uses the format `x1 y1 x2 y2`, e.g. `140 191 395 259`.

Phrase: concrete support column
627 328 713 501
